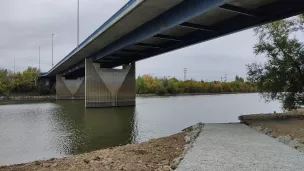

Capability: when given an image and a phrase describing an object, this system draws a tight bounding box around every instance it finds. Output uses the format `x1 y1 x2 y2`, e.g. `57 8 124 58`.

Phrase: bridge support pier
85 58 136 108
56 75 85 100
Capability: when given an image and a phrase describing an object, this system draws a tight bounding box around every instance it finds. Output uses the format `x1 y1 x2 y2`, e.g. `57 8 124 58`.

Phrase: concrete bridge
41 0 303 108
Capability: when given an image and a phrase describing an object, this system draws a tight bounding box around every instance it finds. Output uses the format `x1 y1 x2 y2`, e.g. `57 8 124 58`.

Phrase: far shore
137 92 256 97
0 92 256 102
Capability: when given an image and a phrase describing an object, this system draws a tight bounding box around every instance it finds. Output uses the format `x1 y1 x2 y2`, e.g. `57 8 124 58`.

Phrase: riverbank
0 95 55 101
0 123 203 171
240 110 304 152
0 92 255 101
137 92 256 97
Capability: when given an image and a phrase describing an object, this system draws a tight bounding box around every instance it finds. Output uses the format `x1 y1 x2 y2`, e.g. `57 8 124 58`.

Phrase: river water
0 93 282 165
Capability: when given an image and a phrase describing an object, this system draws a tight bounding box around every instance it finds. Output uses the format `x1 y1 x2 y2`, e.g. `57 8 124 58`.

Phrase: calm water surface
0 94 282 165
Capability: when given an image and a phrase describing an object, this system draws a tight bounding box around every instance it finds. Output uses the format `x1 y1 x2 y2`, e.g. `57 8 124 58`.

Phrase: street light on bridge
77 0 80 47
52 33 54 68
39 47 40 71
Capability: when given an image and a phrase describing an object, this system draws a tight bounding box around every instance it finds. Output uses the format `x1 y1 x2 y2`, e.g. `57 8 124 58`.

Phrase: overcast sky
0 0 265 81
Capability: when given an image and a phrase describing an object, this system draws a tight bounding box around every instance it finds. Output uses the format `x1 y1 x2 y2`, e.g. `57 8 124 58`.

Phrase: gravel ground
0 123 203 171
176 123 304 171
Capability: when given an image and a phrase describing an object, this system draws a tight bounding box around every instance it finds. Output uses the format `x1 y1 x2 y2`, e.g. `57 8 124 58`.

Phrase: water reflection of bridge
52 100 138 155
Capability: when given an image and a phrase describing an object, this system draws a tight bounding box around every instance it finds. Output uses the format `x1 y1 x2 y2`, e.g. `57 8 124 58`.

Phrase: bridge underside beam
92 0 227 62
179 22 215 32
219 4 259 18
153 34 183 41
85 58 136 108
59 0 304 76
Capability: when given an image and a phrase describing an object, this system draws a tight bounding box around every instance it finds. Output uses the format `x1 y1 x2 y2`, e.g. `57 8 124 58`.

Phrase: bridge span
41 0 303 107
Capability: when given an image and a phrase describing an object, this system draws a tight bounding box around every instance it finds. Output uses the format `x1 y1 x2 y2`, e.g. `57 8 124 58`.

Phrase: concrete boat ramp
177 123 304 171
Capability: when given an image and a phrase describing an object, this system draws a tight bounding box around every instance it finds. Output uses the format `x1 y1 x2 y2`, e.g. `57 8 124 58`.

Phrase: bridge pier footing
84 58 136 108
55 75 85 100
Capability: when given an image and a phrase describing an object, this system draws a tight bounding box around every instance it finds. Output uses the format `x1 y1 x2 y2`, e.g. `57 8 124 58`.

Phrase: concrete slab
176 123 304 171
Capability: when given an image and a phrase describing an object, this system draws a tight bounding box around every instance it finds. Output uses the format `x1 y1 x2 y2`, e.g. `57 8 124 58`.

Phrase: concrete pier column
56 75 85 100
85 58 136 108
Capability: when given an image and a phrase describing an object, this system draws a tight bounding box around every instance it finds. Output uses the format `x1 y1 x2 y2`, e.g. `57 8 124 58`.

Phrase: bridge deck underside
49 0 303 78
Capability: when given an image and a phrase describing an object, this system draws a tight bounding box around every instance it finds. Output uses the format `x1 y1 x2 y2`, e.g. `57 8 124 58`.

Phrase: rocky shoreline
0 123 203 171
250 122 304 152
240 112 304 153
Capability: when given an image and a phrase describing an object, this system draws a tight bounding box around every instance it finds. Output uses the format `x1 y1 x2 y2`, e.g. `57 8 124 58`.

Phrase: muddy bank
240 111 304 152
0 95 55 101
0 123 203 171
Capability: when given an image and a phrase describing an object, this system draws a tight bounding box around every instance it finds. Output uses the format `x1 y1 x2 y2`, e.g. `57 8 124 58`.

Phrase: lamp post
14 57 16 74
77 0 79 47
39 47 41 71
52 34 54 67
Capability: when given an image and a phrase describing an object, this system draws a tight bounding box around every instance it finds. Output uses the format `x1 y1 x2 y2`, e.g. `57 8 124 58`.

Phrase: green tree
167 78 179 94
0 69 13 96
13 67 40 93
247 14 304 110
155 80 167 95
22 67 40 86
136 76 147 94
235 75 244 82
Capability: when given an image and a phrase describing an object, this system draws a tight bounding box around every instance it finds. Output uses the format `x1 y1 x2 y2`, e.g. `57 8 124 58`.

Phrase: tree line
136 75 257 95
0 67 40 96
0 67 257 97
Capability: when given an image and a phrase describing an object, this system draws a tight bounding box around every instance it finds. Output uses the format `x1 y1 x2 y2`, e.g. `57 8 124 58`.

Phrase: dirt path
0 123 203 171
